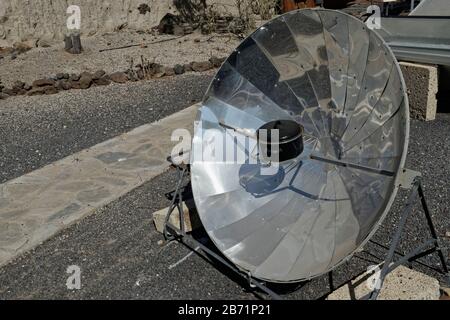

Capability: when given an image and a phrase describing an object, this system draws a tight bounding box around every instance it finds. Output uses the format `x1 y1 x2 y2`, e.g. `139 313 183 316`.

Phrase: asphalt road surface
0 72 213 183
0 76 448 299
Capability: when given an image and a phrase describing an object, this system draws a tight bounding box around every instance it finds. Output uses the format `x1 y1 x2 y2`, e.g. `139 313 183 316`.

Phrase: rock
79 72 93 89
27 85 58 96
153 72 165 78
184 63 193 72
2 88 15 96
191 61 213 72
45 86 58 95
56 73 66 80
209 56 226 68
70 81 81 89
109 72 128 84
23 84 32 91
94 76 111 86
12 81 25 89
61 80 72 90
0 92 9 99
174 64 185 75
11 52 17 60
70 73 80 81
150 63 164 75
33 78 55 87
11 87 27 95
93 70 106 80
164 67 175 76
13 42 32 54
55 80 71 90
138 3 151 15
55 80 64 90
37 39 51 48
80 71 93 78
173 24 185 36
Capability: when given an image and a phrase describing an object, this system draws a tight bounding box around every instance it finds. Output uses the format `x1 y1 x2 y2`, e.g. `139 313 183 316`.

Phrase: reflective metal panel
191 9 409 283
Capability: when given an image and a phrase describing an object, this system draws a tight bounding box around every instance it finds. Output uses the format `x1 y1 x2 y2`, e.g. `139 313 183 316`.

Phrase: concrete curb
400 62 438 121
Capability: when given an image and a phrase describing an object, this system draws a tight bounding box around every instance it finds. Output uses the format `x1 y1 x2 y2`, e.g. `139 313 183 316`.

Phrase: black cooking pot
257 120 304 163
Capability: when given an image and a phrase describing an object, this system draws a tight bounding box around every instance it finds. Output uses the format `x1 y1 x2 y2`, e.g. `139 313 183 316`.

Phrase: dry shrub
252 0 279 20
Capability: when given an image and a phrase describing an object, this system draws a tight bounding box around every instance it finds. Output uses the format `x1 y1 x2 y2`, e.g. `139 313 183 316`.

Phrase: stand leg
418 183 450 286
368 180 449 300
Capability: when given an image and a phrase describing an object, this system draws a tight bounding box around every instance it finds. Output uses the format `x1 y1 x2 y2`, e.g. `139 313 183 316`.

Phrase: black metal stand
162 157 449 300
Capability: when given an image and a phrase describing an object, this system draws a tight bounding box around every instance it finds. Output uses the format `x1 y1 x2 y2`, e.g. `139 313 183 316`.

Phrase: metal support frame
363 172 449 300
163 155 283 300
161 158 449 300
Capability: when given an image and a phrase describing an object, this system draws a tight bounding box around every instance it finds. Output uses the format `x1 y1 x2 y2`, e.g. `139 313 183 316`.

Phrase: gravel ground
0 113 448 300
0 31 239 88
0 72 214 183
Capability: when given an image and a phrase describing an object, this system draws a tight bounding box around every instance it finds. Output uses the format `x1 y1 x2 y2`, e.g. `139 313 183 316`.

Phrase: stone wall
0 0 243 47
0 0 178 47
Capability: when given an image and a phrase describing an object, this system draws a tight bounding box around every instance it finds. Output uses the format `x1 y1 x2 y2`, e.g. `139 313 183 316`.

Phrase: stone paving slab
0 103 199 267
327 265 441 300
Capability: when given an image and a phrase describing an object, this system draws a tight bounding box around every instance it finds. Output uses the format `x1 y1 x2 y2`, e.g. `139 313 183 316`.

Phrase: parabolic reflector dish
191 9 409 283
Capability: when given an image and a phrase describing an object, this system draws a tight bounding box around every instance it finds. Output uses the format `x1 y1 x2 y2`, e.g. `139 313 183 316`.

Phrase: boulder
56 73 69 80
61 80 72 90
164 67 176 76
191 61 213 72
12 87 27 95
94 76 111 86
209 56 226 68
70 73 81 81
79 72 93 89
32 78 55 87
37 39 51 48
174 64 185 75
27 85 58 96
184 63 193 72
2 88 15 96
93 70 106 80
109 72 128 83
12 80 25 89
70 81 81 89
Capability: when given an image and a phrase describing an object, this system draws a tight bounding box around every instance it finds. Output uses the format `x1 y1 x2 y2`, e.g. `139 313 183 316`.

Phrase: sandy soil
0 30 240 88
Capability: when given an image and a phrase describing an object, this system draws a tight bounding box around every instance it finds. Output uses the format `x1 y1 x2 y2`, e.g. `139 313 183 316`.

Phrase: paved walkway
0 104 199 267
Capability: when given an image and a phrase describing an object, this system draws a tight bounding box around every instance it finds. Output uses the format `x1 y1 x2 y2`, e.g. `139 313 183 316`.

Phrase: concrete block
152 201 202 234
327 265 441 300
400 62 438 121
